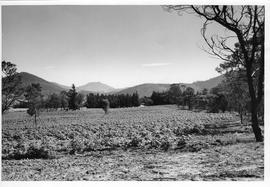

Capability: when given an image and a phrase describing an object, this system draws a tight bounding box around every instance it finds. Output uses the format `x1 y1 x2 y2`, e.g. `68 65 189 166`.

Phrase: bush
176 136 187 149
101 99 110 114
3 142 55 160
25 144 52 159
160 139 171 151
68 138 85 154
126 136 141 148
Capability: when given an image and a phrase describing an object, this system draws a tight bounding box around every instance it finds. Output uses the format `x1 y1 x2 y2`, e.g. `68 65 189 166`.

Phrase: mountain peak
77 82 115 93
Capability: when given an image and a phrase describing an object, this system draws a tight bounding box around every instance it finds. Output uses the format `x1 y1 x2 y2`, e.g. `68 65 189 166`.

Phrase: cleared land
1 105 264 180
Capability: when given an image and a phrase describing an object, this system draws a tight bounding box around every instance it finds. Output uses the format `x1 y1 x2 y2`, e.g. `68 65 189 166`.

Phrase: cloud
141 63 172 67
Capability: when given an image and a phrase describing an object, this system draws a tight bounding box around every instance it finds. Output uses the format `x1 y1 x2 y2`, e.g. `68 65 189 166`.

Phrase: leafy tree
165 5 264 141
139 97 153 106
150 91 170 105
67 84 79 110
85 93 98 108
208 85 228 113
168 84 182 104
59 91 68 110
24 83 43 126
45 93 61 110
183 87 195 110
131 92 140 107
222 71 249 123
2 61 24 113
193 95 208 110
76 93 84 108
101 99 110 114
207 94 219 113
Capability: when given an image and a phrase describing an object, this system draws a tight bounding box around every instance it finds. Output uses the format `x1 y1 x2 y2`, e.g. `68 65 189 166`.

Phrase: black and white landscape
1 4 266 181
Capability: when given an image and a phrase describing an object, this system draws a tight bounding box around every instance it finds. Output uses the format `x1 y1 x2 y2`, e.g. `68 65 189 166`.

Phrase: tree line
143 84 229 113
85 92 139 108
145 75 263 125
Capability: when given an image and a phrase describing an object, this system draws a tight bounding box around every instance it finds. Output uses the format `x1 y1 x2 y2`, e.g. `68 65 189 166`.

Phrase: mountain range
16 72 224 98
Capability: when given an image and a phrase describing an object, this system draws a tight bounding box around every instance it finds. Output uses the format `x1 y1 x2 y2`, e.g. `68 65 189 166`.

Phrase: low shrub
3 141 55 160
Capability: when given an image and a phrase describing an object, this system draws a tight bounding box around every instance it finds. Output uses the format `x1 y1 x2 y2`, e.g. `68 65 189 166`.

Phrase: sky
2 5 226 88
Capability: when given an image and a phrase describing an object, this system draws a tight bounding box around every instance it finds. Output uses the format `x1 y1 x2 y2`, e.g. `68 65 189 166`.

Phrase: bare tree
2 61 24 113
25 83 43 126
164 5 264 141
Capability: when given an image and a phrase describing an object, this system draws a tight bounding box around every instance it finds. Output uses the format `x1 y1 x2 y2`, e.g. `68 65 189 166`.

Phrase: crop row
2 105 240 159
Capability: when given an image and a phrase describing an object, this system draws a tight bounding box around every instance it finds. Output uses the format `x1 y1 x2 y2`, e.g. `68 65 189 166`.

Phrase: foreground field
2 105 264 180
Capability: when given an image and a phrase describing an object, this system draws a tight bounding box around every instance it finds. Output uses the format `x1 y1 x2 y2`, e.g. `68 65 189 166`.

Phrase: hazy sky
2 5 225 88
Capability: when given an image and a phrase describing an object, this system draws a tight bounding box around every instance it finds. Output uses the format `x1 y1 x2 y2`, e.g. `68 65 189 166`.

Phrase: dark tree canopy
222 71 250 123
168 84 182 103
67 84 80 110
183 87 195 110
85 93 140 109
45 93 61 110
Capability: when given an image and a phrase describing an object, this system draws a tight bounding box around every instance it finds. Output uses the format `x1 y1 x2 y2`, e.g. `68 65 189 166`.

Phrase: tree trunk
247 82 264 142
240 113 243 124
251 109 263 142
34 114 37 127
246 75 264 141
239 108 243 124
244 52 264 142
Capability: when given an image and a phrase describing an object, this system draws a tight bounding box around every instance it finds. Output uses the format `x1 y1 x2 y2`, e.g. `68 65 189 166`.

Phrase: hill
77 82 116 93
116 75 224 98
116 83 203 98
17 72 66 96
51 82 70 90
192 75 224 91
16 72 117 96
116 83 171 97
15 72 224 98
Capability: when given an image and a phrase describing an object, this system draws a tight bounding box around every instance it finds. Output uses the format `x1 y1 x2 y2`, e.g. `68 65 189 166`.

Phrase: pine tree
67 84 79 110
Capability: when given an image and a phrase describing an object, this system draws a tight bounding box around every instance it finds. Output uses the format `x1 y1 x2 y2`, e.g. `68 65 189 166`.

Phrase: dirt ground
1 106 264 181
2 141 263 181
